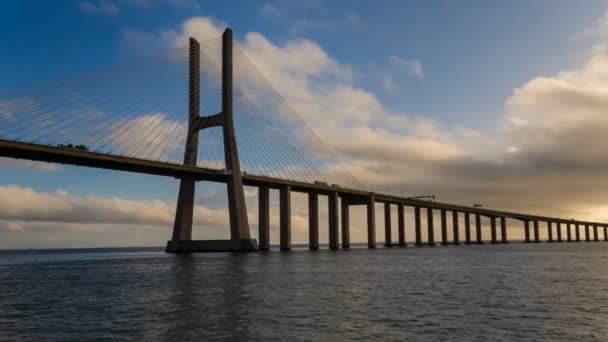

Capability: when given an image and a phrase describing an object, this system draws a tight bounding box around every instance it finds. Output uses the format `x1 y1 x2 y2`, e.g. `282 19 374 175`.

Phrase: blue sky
2 0 605 126
2 0 608 247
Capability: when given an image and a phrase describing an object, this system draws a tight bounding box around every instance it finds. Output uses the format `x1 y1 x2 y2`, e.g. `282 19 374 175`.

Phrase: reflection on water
1 243 608 341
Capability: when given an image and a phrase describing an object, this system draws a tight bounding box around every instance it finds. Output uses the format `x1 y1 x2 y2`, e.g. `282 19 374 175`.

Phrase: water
1 243 608 341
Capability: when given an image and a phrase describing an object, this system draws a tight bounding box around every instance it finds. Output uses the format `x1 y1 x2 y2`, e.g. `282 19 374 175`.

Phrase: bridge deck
0 138 603 228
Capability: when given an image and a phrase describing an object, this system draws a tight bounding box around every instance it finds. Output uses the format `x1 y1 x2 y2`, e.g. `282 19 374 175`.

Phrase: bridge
1 28 606 252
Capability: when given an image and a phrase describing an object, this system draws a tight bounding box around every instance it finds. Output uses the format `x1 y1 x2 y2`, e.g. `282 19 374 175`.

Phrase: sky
1 0 608 248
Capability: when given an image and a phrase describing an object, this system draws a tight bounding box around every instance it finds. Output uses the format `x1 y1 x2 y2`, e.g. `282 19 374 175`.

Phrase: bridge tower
166 28 258 253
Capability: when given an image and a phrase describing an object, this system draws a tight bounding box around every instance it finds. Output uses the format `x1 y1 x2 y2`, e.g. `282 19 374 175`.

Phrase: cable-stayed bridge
1 28 606 252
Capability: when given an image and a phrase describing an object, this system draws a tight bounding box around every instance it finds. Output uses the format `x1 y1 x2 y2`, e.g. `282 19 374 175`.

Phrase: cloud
121 17 475 181
0 97 60 171
103 113 186 162
581 11 608 37
0 158 60 172
258 3 280 17
0 184 226 227
382 75 395 92
80 0 119 15
0 96 35 121
389 56 425 80
505 44 608 164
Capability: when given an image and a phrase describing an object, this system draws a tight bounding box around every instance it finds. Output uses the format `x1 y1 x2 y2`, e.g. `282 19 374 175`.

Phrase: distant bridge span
1 136 605 249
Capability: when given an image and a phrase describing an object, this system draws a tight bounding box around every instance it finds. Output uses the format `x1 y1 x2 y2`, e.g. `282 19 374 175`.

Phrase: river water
1 243 608 341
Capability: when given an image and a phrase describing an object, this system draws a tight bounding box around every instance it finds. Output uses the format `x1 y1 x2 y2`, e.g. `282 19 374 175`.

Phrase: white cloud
581 10 608 37
258 3 280 17
0 96 35 121
0 184 225 227
505 43 608 163
121 17 475 183
382 75 395 92
80 0 119 15
103 113 185 162
389 56 425 80
0 158 60 172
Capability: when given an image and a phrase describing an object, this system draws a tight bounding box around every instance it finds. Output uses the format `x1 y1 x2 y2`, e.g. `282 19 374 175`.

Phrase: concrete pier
464 212 472 245
547 222 553 242
367 194 376 248
490 216 497 244
475 213 483 244
533 221 540 243
166 39 199 253
398 204 406 247
328 192 339 250
524 221 531 243
415 207 422 246
258 186 270 251
567 223 572 242
593 225 599 241
168 31 257 253
556 222 562 242
500 217 507 243
575 224 581 242
440 209 448 245
384 203 392 247
427 207 435 246
585 224 590 242
452 211 460 245
279 185 291 251
604 226 608 242
221 30 256 252
341 200 350 249
308 193 319 250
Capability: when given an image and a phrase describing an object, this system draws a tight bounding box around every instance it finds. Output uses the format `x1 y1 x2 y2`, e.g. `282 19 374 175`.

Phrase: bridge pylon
166 28 258 253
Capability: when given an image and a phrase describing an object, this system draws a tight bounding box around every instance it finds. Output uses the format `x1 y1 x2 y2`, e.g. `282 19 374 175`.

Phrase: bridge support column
524 221 530 243
556 222 562 242
171 177 195 245
341 200 350 249
547 222 553 242
167 37 201 253
427 207 435 246
464 212 471 245
440 209 448 245
398 204 406 247
280 185 291 251
490 216 497 244
533 221 540 242
167 33 257 253
575 224 581 242
258 186 270 251
585 224 590 242
604 226 608 242
367 194 376 248
452 211 460 245
384 203 392 247
415 207 422 246
500 217 508 243
328 191 339 250
221 29 256 252
593 225 599 241
567 223 572 242
308 193 319 250
475 213 483 244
